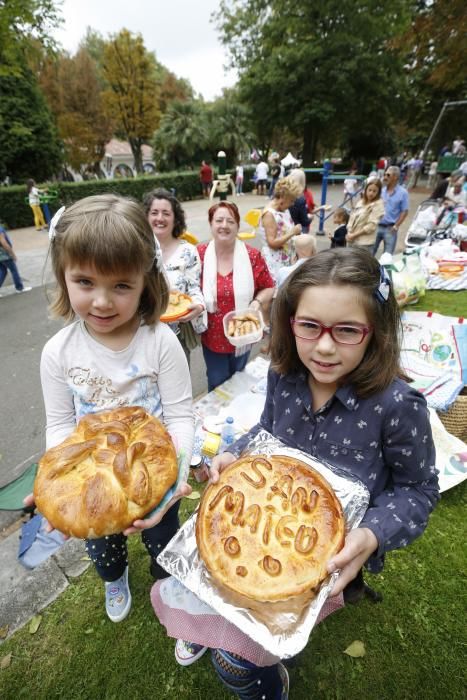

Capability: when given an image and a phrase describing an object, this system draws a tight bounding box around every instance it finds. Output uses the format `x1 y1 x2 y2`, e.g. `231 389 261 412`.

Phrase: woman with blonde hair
258 175 302 283
346 179 385 253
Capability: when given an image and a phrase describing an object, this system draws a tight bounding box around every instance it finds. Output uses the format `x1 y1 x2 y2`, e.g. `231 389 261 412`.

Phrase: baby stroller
404 199 461 252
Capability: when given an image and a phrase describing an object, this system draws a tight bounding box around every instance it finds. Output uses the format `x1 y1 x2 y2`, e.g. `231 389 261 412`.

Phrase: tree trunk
129 138 143 174
302 123 318 166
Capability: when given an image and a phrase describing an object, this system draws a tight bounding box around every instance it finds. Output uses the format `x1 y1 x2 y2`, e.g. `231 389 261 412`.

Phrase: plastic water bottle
220 416 235 453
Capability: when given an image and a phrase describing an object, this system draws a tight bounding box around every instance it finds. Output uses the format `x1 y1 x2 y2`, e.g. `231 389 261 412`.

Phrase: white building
65 139 156 181
101 139 156 179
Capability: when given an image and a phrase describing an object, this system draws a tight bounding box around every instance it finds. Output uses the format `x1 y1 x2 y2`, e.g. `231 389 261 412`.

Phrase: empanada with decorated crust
196 454 344 601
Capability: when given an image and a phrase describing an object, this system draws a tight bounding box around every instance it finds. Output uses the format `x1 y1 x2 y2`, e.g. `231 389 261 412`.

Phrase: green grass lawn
1 291 466 700
408 289 467 317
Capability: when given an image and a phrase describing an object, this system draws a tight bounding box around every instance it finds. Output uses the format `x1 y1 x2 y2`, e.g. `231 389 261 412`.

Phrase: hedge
0 167 259 229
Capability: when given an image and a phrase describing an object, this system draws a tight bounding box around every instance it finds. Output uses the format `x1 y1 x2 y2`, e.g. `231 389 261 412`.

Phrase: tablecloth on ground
401 310 466 411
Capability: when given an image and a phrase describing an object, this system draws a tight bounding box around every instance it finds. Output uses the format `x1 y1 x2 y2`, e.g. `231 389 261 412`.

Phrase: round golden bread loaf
196 454 345 602
34 406 178 539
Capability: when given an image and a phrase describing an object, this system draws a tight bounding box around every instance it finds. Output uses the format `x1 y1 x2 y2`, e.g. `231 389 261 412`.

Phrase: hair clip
48 206 66 241
153 235 163 272
374 264 391 303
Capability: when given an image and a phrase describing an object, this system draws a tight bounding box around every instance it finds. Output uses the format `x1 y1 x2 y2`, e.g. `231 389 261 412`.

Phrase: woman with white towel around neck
197 201 274 391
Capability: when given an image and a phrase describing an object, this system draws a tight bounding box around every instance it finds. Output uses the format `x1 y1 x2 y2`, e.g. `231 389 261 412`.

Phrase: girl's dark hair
208 201 241 227
49 194 168 325
26 179 35 192
142 188 186 238
362 178 382 204
271 248 403 397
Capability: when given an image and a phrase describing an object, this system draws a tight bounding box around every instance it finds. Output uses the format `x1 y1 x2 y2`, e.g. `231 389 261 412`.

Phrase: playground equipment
210 150 235 201
303 163 366 234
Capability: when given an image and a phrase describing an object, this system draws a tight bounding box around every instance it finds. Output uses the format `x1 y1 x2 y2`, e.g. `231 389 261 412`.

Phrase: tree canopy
398 0 467 155
215 0 415 162
37 48 114 176
0 0 62 74
0 0 63 181
0 63 62 182
153 100 209 170
102 30 161 173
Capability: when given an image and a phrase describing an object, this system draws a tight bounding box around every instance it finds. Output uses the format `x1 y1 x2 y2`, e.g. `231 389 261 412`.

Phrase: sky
51 0 238 101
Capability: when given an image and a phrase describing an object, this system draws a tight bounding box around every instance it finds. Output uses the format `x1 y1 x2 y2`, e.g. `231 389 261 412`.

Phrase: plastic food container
223 308 264 347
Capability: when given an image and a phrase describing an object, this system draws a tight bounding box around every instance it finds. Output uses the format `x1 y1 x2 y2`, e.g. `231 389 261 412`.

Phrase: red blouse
197 243 274 354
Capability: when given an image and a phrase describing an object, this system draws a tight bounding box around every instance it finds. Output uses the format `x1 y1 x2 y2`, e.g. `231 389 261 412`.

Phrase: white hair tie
48 206 66 241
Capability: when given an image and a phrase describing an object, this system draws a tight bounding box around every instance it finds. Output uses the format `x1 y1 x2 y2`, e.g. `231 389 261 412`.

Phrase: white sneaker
105 566 132 622
16 286 32 293
175 639 208 666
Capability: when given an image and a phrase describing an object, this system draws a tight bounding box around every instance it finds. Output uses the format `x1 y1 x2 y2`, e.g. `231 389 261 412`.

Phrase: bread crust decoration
196 455 345 602
34 406 178 538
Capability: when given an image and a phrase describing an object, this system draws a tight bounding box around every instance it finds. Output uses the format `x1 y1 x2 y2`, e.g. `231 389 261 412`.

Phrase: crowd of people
4 139 460 693
11 149 445 699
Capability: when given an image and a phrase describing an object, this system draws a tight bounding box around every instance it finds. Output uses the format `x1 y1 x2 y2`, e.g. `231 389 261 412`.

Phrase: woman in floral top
144 188 206 362
258 175 303 283
198 201 274 391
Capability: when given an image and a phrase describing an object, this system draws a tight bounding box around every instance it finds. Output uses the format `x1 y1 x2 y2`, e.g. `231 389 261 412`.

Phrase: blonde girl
39 194 194 623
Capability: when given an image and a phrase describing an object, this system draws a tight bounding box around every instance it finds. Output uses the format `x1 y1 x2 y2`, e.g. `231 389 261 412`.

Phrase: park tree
397 0 467 155
0 1 63 181
157 65 194 114
0 0 62 74
78 27 107 81
0 0 63 181
152 100 209 170
38 48 113 176
215 0 413 163
0 62 62 182
102 30 161 174
207 90 253 166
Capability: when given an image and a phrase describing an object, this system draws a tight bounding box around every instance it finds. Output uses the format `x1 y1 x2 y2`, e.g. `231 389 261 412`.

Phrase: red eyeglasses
290 318 372 345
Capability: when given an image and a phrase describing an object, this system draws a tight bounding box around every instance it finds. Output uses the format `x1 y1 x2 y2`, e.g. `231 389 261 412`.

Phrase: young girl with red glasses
197 247 439 698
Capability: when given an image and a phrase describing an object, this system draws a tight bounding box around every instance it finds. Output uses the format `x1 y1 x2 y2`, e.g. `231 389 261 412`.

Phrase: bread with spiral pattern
34 406 178 538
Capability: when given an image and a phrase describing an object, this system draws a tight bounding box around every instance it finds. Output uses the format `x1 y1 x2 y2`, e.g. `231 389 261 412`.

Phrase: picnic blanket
401 311 465 411
429 410 467 492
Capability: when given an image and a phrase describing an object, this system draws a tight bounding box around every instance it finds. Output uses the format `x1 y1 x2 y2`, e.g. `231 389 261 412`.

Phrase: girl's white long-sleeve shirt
40 320 194 479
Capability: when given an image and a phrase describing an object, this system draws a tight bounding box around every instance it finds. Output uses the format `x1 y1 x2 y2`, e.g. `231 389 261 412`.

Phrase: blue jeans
85 500 180 582
372 224 397 256
202 344 250 392
0 259 24 291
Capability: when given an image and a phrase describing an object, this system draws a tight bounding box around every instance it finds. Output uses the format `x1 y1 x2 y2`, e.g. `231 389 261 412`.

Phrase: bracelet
252 298 263 308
